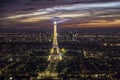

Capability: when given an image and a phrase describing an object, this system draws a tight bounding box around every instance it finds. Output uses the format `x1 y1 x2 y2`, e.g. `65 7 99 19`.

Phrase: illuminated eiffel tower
48 21 62 61
37 20 63 79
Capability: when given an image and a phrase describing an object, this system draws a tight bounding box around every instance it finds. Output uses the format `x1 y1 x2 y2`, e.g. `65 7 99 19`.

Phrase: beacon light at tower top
54 21 57 24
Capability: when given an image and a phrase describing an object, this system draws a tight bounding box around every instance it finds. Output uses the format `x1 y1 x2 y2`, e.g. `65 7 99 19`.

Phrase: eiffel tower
37 20 62 79
48 21 62 61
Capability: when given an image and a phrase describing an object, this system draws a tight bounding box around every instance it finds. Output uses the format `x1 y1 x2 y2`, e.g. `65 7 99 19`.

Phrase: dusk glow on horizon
0 0 120 31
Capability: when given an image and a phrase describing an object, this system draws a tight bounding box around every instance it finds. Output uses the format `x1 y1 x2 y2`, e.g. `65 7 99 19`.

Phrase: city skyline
0 0 120 32
0 1 120 79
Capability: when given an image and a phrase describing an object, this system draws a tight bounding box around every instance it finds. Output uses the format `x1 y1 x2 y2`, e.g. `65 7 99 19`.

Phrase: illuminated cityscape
0 31 120 80
0 0 120 80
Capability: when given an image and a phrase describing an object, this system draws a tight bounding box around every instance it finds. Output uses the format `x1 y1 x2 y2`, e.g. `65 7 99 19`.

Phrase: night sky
0 0 120 32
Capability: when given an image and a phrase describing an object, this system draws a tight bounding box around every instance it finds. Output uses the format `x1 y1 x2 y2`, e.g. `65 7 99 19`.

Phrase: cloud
0 0 120 30
4 1 120 22
63 19 120 28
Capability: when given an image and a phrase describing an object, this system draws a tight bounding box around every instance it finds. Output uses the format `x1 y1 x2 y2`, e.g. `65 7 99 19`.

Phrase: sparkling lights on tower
48 20 62 61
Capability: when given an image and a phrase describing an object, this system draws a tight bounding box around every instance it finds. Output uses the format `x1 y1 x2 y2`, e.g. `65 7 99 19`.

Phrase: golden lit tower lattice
48 21 62 61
